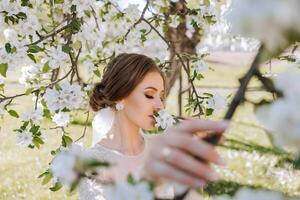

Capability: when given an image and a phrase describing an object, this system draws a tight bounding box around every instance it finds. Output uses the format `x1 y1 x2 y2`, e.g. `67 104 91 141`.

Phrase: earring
115 103 124 111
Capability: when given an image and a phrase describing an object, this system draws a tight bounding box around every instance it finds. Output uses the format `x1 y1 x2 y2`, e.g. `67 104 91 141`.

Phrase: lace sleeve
78 178 106 200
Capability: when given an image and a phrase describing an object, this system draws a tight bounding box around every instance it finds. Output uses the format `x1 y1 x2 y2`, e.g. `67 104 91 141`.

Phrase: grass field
1 53 300 199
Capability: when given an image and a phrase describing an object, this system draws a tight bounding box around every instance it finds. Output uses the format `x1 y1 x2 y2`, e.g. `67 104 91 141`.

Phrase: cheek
125 95 154 129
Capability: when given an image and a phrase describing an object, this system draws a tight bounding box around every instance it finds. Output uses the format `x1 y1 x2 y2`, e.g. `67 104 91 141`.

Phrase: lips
149 115 155 121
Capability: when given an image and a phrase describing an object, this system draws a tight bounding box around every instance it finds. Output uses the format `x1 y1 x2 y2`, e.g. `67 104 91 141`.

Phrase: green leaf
28 44 43 53
50 182 62 191
127 174 136 185
162 24 168 33
293 153 300 169
140 29 147 33
203 92 213 97
42 62 51 73
54 0 64 4
25 88 35 95
62 45 72 54
20 121 30 130
196 74 204 80
38 171 49 178
30 125 40 134
8 110 19 118
70 18 82 32
70 179 80 192
205 108 214 116
62 134 73 147
27 53 37 63
33 136 44 144
0 63 8 77
5 43 12 53
42 172 53 185
94 69 101 77
43 108 51 119
84 160 110 168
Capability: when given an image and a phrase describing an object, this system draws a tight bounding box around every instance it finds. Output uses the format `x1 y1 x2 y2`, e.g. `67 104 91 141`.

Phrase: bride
78 53 228 199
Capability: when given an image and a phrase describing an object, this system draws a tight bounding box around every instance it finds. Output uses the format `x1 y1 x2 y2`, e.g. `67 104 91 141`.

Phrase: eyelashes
145 94 154 99
145 94 164 102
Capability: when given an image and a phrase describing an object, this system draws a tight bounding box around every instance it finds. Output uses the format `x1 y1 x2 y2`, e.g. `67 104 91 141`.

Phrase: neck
109 110 144 155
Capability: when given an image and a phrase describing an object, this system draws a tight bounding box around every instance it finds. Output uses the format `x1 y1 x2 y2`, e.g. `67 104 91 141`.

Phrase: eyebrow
145 87 164 93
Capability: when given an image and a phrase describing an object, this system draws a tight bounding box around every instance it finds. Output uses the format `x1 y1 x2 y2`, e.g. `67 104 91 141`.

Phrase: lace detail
78 142 147 200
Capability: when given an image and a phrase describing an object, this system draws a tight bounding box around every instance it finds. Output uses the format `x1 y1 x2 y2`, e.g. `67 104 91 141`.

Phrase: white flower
50 143 88 186
104 181 153 200
72 0 92 18
256 99 300 149
43 89 60 112
18 13 41 39
42 46 69 69
16 130 33 148
59 81 83 109
0 102 5 116
169 15 180 28
193 59 208 74
0 75 5 85
52 112 70 127
274 68 300 103
18 65 40 87
225 0 300 51
82 60 96 74
22 107 43 124
256 68 300 149
63 0 91 18
44 81 83 113
123 4 140 22
50 150 77 187
207 93 227 111
154 110 176 130
0 0 24 16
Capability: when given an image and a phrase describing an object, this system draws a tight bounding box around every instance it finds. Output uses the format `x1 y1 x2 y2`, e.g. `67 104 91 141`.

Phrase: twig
75 111 90 142
254 70 283 97
124 0 150 39
224 45 264 120
0 69 72 104
28 21 72 46
174 45 265 200
142 18 203 116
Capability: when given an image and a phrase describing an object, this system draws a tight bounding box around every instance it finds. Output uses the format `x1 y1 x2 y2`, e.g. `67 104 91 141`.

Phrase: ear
116 99 125 105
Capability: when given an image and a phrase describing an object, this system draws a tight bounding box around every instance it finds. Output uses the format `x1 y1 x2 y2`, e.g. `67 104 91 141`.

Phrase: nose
153 97 164 112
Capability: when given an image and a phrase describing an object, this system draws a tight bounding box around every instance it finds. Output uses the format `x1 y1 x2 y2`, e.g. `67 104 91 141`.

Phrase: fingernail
216 157 227 166
207 171 219 181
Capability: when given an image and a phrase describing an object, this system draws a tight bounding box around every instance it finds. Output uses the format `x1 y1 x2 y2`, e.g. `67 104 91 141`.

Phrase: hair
89 53 166 112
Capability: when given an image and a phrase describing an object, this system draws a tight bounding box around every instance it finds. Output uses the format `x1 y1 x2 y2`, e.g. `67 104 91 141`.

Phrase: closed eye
145 94 165 102
145 94 154 99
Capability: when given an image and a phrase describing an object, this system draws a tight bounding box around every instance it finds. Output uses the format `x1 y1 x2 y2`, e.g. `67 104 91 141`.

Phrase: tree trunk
164 0 202 97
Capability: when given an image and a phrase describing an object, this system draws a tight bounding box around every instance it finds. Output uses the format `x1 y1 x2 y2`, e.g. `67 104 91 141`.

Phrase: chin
141 123 155 131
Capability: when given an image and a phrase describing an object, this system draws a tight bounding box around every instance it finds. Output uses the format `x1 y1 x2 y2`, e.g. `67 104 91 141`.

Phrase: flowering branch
124 0 150 39
142 17 204 116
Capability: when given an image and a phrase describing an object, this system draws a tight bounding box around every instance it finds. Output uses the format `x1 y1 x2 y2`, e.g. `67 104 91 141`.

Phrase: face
121 71 165 131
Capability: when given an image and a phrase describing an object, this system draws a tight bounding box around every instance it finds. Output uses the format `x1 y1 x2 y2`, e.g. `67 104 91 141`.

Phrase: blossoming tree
1 0 300 199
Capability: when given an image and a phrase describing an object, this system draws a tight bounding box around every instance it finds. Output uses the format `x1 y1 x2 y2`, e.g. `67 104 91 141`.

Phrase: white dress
78 142 148 200
78 107 182 199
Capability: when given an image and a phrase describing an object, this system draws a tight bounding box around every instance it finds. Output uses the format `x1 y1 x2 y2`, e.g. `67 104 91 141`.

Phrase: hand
143 119 229 189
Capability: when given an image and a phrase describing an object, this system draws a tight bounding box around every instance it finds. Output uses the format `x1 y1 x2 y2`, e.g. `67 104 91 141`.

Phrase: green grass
1 61 300 199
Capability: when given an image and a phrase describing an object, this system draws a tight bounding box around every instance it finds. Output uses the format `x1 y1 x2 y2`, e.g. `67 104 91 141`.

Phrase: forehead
137 71 164 91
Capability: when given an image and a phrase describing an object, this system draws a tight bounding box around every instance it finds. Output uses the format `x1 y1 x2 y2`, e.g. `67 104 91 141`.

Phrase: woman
78 53 228 199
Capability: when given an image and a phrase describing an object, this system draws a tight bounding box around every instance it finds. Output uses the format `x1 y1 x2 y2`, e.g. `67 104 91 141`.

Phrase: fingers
158 147 219 182
162 133 225 166
172 119 229 135
150 160 207 188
